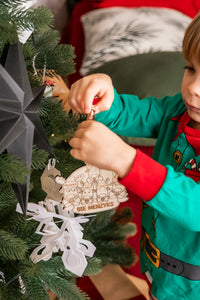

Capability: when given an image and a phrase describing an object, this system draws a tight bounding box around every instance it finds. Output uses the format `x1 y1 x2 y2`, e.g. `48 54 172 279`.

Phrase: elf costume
95 89 200 300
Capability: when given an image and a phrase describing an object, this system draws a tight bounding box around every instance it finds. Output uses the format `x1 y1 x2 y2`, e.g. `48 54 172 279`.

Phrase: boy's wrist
115 146 137 179
119 150 167 201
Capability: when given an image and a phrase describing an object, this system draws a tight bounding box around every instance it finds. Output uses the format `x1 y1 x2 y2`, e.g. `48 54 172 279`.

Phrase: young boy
68 12 200 300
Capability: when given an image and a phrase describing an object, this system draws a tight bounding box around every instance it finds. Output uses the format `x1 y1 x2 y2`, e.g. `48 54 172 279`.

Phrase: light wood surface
89 264 149 300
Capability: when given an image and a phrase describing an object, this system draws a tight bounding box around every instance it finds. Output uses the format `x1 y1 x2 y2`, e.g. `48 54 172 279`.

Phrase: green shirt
95 89 200 300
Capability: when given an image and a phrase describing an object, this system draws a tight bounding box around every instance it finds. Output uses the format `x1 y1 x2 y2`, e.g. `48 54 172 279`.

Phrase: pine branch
0 3 53 32
94 240 136 267
30 44 75 78
0 154 29 184
0 198 18 231
22 42 35 63
0 0 27 6
33 258 90 300
91 223 136 241
32 29 60 49
39 97 86 142
82 257 102 276
0 3 54 54
0 186 17 210
0 230 28 260
42 274 90 300
27 5 54 32
31 146 49 170
0 273 23 300
20 275 49 300
0 23 18 47
82 208 136 268
27 29 75 78
42 44 76 77
39 97 68 136
8 213 39 248
40 256 73 279
83 209 115 236
54 149 85 178
0 261 25 300
111 206 134 224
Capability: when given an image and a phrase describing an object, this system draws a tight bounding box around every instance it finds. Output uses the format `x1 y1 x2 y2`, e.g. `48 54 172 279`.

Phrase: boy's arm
120 150 200 231
95 89 180 139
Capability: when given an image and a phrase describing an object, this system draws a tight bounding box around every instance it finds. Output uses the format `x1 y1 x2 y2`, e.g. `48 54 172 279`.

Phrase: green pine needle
0 230 28 260
0 3 54 54
0 154 29 184
83 209 115 236
22 42 34 57
31 146 49 170
54 149 85 178
8 214 39 247
40 272 90 300
20 275 49 300
40 256 73 279
92 223 136 241
27 5 54 32
0 187 17 209
0 274 23 300
94 240 136 267
83 257 102 276
33 29 60 49
111 206 134 224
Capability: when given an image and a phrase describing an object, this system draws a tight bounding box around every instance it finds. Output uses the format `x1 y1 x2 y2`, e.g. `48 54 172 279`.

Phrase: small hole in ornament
67 246 70 250
38 246 45 255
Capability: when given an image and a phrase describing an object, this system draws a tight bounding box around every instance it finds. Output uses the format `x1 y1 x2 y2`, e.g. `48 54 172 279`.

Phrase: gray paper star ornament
0 42 54 215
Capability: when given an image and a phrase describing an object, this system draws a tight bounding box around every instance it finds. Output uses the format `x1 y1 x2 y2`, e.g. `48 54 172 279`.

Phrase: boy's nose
189 77 200 97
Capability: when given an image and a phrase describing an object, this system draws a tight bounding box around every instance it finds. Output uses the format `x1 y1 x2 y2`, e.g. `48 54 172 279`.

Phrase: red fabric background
91 0 200 18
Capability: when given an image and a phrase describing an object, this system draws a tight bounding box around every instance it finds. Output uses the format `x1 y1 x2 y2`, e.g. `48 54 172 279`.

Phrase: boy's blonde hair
182 12 200 62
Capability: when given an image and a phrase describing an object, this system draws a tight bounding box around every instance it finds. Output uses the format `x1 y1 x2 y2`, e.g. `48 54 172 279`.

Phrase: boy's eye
184 65 195 73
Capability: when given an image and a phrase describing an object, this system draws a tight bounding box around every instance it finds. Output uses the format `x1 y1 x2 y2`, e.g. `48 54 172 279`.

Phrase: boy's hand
69 120 136 179
68 73 114 114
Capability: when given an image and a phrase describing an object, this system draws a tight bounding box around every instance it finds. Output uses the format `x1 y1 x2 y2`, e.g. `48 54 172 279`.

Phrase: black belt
143 230 200 281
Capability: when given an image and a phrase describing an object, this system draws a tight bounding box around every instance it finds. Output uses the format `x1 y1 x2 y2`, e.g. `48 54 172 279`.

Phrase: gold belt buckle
144 231 160 268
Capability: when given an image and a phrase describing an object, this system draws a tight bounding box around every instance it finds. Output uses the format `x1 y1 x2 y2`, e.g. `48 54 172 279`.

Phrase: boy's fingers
68 91 82 113
95 89 114 113
68 74 114 114
82 90 101 114
69 137 81 149
78 120 93 128
70 148 81 160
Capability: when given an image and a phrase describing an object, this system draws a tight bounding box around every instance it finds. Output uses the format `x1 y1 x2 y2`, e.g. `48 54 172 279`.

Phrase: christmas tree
0 1 136 299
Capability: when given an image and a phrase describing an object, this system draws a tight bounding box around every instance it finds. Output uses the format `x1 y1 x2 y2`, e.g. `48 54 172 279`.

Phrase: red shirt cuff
119 150 167 201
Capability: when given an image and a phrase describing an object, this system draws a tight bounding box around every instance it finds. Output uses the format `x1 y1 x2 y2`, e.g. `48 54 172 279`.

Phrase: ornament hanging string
32 53 38 76
87 96 99 120
32 53 47 82
0 271 5 285
48 157 57 170
87 105 96 120
42 55 47 83
0 273 21 289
